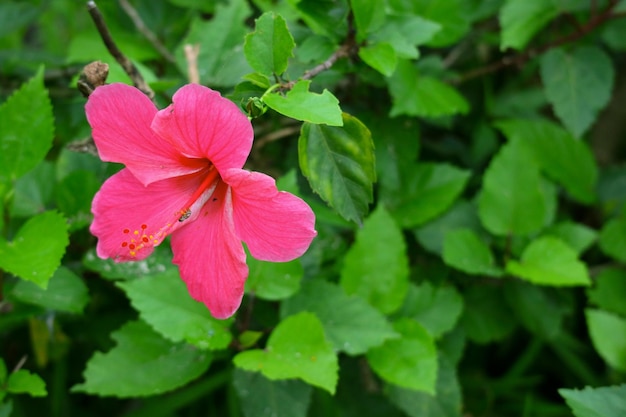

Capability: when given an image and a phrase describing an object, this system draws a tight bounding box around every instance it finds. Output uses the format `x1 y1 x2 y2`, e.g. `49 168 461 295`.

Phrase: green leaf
233 312 338 394
358 42 397 77
543 221 597 255
599 216 626 263
281 280 398 355
385 162 470 229
0 67 54 183
370 15 441 59
265 80 342 126
540 46 614 138
245 256 303 301
340 206 409 315
386 355 462 417
286 0 348 40
175 0 252 87
117 271 232 350
350 0 386 39
83 244 176 280
55 170 101 231
499 0 558 50
6 370 47 397
414 200 482 255
478 139 546 236
233 369 312 417
9 266 89 314
367 318 438 394
585 309 626 371
396 283 464 339
10 161 55 218
506 236 591 286
0 1 39 38
504 280 570 340
443 228 502 276
299 113 375 224
391 0 469 47
389 60 469 117
0 211 69 288
72 320 212 397
460 285 516 344
244 12 295 76
559 384 626 417
496 118 598 203
587 268 626 317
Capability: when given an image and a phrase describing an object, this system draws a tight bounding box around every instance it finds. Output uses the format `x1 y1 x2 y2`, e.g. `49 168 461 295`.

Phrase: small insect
178 208 192 222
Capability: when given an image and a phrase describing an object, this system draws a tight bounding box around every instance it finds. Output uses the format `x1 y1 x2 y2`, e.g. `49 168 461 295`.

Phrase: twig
454 0 624 84
118 0 176 64
184 44 200 84
86 0 155 100
11 356 27 373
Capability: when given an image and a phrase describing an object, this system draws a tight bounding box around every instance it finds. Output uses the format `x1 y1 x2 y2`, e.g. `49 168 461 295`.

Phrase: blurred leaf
55 170 100 231
499 0 558 50
234 312 339 394
386 162 470 229
367 318 437 394
246 256 303 301
414 200 482 255
540 46 614 138
396 283 464 339
6 370 46 397
265 80 342 126
10 161 55 218
9 266 88 314
0 1 39 38
359 42 397 77
299 113 375 224
0 211 68 288
496 118 598 203
461 285 516 344
389 0 469 47
599 216 626 263
340 206 409 315
370 15 441 59
167 0 217 13
175 0 252 87
0 67 54 183
587 268 626 317
72 320 212 397
117 271 232 350
543 222 597 255
233 369 312 417
504 280 570 340
281 280 398 355
585 309 626 371
244 12 295 76
286 0 348 40
443 228 502 276
559 384 626 417
506 236 590 286
386 355 462 417
83 244 176 280
478 139 546 236
389 60 469 117
351 0 385 39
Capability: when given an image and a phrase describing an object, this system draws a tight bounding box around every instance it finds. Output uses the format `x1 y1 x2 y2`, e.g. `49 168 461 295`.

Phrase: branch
86 0 155 99
184 44 200 84
454 1 624 85
118 0 176 64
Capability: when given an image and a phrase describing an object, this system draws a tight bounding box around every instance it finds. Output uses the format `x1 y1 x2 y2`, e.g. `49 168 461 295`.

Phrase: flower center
119 165 221 259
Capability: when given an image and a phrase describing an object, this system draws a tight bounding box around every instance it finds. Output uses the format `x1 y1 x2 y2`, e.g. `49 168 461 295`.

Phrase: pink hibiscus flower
86 83 317 319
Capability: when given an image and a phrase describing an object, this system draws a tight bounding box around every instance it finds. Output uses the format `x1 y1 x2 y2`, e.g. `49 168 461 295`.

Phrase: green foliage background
1 0 626 416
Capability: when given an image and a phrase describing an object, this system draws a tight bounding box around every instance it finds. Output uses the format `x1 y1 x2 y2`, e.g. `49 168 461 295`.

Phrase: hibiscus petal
223 169 317 262
86 83 206 185
151 84 253 172
90 168 206 262
171 181 248 319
